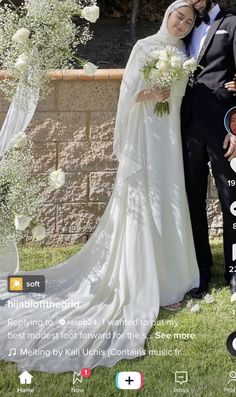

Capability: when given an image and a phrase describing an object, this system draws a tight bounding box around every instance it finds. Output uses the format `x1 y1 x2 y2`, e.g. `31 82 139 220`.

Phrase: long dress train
0 97 199 373
0 1 199 373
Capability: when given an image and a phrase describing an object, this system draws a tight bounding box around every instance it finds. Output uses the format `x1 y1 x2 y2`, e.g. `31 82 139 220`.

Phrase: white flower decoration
49 169 65 189
12 132 27 148
32 225 46 241
83 62 98 76
12 28 30 44
183 58 197 73
149 69 160 81
148 49 162 61
170 55 182 68
15 53 29 72
204 294 215 304
158 49 169 62
81 5 100 23
156 60 168 72
14 214 31 231
231 292 236 303
190 304 200 313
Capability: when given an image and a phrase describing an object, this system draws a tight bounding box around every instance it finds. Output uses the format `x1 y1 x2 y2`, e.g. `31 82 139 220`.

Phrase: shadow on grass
209 238 226 289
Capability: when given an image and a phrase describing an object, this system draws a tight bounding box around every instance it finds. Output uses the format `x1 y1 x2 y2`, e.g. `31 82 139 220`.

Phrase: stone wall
0 70 222 245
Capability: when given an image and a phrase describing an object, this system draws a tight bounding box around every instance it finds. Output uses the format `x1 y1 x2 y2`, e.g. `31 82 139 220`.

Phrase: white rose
158 50 169 62
149 68 160 82
190 304 200 313
183 58 197 72
204 294 215 304
156 60 168 72
49 169 65 189
231 292 236 303
81 5 100 23
149 50 162 61
12 132 27 148
32 225 46 241
14 214 31 231
83 62 98 76
12 28 30 44
15 53 29 72
170 55 182 68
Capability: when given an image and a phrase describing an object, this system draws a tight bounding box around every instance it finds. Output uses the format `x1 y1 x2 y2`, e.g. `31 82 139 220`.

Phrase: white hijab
113 0 195 180
157 0 195 45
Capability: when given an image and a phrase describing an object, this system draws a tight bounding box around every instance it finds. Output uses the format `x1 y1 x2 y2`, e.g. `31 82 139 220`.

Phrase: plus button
125 376 134 385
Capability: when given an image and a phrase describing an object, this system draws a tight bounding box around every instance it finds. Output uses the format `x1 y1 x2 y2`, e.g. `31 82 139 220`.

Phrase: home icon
18 371 33 385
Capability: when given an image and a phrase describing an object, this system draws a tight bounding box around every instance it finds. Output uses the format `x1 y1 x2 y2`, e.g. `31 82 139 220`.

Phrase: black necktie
195 13 210 28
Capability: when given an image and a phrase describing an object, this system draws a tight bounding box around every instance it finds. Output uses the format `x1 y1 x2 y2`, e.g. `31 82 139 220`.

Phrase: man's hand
224 79 236 92
223 133 236 161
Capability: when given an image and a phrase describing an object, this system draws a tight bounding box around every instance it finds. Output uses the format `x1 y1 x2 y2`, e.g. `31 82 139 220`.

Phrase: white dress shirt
188 4 220 59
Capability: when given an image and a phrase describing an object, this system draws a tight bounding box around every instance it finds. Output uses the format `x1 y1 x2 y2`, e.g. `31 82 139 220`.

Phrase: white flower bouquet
0 137 65 254
142 45 197 117
0 0 99 110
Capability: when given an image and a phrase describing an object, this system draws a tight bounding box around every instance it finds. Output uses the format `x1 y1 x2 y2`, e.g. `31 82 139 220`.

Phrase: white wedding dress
0 0 199 373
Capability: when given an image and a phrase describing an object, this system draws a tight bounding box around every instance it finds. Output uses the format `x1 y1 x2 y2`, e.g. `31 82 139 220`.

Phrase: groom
181 0 236 298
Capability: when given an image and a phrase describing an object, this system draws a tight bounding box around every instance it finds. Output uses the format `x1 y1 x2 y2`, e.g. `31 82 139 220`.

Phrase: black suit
181 9 236 284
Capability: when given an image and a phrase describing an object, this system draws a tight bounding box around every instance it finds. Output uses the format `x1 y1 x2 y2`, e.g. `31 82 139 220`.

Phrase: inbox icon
116 371 144 390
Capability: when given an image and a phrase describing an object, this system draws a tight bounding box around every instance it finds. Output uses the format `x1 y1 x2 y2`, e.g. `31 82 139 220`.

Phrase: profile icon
228 371 236 384
224 106 236 136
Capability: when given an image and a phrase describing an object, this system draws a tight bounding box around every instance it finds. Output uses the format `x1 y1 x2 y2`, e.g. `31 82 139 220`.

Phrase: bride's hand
151 86 170 102
136 87 170 102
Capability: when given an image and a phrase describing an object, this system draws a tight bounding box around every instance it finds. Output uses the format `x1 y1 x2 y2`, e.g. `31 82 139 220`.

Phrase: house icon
18 371 33 385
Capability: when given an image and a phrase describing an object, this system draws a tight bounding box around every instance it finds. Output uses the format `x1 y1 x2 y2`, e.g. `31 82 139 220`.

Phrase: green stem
62 49 87 66
72 13 82 17
154 101 170 117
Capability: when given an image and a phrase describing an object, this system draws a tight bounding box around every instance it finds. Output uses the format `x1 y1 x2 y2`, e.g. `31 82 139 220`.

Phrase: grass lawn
0 239 235 397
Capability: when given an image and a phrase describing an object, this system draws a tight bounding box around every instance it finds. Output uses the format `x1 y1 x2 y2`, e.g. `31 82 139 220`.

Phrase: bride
0 0 199 373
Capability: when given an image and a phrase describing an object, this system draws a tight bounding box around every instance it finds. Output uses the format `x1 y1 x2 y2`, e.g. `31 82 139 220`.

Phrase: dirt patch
77 17 161 68
77 0 234 69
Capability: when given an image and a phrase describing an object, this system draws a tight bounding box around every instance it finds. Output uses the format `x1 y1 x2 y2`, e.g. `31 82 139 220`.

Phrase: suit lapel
197 10 225 64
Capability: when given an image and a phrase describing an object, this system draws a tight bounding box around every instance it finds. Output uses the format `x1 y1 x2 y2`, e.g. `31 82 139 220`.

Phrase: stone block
30 142 57 173
208 175 218 199
37 203 57 234
58 141 118 172
41 172 88 203
90 111 116 141
207 199 223 229
27 112 87 142
36 83 57 112
0 112 7 128
208 228 224 237
57 203 106 235
0 95 10 112
89 172 116 202
58 81 119 111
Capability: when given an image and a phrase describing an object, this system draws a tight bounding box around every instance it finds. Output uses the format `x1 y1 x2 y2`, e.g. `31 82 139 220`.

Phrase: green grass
0 239 235 397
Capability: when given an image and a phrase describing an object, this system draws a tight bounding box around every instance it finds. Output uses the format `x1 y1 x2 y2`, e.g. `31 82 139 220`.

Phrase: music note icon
8 348 16 357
